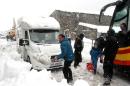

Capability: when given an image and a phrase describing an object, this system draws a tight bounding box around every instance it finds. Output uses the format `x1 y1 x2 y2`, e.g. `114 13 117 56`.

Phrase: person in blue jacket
90 37 104 74
58 34 74 83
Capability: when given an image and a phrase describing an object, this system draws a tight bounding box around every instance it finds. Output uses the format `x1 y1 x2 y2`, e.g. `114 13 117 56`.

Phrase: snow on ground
0 38 130 86
51 38 130 86
0 39 89 86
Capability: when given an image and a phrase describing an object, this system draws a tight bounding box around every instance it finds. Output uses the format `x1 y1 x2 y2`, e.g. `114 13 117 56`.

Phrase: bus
99 0 130 76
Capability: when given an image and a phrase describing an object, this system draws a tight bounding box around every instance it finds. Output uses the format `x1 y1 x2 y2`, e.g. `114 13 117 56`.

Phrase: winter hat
79 33 84 40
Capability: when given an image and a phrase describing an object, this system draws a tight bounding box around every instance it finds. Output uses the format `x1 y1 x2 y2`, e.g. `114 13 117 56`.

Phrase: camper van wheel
27 56 31 63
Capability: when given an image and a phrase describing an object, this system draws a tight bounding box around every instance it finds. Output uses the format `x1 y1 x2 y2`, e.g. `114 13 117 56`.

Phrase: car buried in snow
16 17 63 71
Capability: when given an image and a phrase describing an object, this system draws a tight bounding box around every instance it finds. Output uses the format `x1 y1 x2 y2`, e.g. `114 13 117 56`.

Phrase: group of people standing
57 33 84 83
90 23 130 85
57 22 129 85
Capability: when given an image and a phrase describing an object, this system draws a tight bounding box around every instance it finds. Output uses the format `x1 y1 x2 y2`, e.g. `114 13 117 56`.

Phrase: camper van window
29 29 59 44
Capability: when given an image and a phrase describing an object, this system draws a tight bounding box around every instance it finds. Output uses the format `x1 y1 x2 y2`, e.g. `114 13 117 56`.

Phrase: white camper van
17 17 61 70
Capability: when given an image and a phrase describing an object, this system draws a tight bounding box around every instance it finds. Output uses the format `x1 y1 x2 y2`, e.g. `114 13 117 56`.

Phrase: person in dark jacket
103 29 118 85
117 23 128 47
58 34 74 83
74 33 84 68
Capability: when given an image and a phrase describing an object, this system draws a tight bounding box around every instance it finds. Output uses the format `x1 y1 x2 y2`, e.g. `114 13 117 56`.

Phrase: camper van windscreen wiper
33 41 40 43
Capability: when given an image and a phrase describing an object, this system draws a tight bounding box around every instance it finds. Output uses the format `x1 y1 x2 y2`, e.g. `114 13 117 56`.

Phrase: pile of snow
82 38 92 61
0 39 90 86
74 79 89 86
0 39 7 45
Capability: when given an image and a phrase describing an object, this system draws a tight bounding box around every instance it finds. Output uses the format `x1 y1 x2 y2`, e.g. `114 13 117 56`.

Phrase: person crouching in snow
90 38 103 74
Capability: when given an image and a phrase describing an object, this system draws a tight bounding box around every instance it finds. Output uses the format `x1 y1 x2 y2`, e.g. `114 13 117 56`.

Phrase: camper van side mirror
19 39 29 46
24 39 29 45
19 39 24 46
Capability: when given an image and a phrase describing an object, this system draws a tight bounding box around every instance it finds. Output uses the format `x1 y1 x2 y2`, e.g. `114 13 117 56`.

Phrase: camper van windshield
29 29 59 44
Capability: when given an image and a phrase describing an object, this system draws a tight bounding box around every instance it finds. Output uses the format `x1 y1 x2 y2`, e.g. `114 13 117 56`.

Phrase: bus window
111 6 128 33
128 7 130 30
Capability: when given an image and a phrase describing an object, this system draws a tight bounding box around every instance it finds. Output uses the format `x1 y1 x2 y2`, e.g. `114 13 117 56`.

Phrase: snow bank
82 38 92 61
0 39 90 86
0 40 31 81
74 79 89 86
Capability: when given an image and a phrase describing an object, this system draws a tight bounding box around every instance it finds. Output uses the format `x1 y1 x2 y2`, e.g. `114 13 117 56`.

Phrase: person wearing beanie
74 33 84 68
58 34 74 83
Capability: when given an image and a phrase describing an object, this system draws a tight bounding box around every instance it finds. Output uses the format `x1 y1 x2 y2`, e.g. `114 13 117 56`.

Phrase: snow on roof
18 17 60 30
79 22 109 33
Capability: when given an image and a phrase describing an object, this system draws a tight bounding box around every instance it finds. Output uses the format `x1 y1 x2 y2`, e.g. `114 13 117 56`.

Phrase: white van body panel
16 17 61 70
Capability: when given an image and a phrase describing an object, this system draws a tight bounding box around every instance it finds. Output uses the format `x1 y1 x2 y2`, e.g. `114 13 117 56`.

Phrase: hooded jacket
59 38 74 61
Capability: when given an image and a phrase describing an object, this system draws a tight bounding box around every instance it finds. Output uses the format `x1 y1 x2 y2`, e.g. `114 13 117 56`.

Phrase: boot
93 69 96 75
67 78 73 83
103 77 111 85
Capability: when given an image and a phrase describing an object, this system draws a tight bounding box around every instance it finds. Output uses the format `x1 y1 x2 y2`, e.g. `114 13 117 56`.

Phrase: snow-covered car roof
17 17 60 30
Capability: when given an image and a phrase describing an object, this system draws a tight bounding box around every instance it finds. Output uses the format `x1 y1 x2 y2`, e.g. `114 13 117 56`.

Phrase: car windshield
29 29 59 44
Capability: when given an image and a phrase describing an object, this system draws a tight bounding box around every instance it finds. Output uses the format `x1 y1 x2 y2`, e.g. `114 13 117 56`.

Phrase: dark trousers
74 51 82 67
103 61 113 79
63 60 73 82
